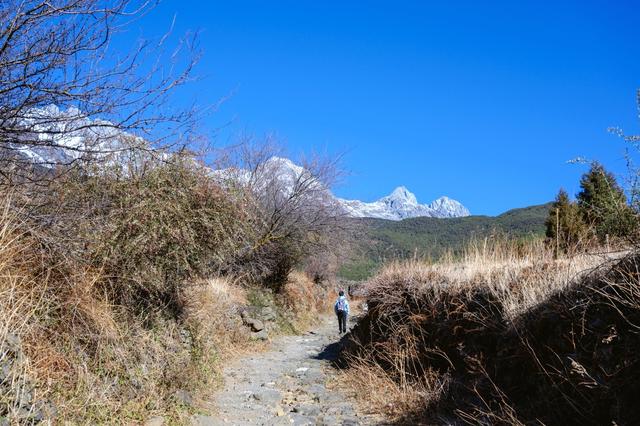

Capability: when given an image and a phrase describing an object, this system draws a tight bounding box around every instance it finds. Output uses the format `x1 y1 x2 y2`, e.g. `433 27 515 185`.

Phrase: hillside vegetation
340 203 551 280
337 151 640 424
0 2 347 422
0 153 338 423
338 239 639 424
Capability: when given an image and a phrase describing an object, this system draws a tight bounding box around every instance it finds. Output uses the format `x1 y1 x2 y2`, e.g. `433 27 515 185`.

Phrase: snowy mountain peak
265 156 299 170
212 157 469 221
337 187 470 221
427 196 471 218
386 186 418 206
11 115 469 222
6 104 141 167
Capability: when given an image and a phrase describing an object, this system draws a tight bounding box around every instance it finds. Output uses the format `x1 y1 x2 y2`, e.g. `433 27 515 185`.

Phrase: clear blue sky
124 0 640 215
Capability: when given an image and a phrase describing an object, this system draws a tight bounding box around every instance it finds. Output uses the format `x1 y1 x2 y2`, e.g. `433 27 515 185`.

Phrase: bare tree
215 137 349 289
0 0 200 184
609 89 640 211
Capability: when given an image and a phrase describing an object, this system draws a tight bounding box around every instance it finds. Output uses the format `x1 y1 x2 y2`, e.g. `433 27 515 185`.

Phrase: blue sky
123 0 640 215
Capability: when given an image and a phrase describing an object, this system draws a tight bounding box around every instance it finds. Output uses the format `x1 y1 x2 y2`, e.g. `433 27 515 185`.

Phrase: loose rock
242 316 265 332
261 307 277 321
251 330 268 341
252 388 282 406
174 389 194 407
190 414 217 426
144 416 165 426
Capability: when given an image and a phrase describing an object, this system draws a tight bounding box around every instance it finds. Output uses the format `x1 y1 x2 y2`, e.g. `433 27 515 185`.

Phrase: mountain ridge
213 155 471 221
8 106 470 221
337 185 470 220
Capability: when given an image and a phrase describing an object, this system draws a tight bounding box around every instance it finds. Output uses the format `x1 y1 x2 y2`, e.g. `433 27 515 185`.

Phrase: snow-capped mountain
211 156 324 196
5 105 145 167
7 107 470 221
337 186 470 220
226 157 470 220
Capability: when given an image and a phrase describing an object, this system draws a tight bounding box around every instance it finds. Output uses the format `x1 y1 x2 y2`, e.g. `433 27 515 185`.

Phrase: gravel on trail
200 316 379 426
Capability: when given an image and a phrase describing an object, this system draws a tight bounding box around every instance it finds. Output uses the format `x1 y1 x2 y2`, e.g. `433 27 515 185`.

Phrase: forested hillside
340 202 551 280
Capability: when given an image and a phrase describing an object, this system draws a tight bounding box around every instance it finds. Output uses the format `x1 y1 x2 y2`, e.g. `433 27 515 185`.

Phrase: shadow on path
313 315 365 367
313 341 342 361
313 330 355 370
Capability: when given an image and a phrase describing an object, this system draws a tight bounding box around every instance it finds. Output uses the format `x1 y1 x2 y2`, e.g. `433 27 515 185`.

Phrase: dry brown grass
181 277 253 361
0 200 48 420
0 151 341 422
278 271 331 333
334 356 447 420
0 192 260 423
339 237 638 425
377 237 612 318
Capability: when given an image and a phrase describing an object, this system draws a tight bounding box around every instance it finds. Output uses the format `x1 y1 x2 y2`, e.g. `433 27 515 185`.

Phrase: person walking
334 290 350 334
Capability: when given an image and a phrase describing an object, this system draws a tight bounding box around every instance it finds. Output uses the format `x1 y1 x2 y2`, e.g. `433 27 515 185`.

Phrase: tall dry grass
0 199 49 421
0 177 255 422
386 237 612 318
339 237 638 424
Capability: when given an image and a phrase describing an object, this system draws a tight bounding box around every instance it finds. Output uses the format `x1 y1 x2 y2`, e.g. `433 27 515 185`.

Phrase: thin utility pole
556 207 560 257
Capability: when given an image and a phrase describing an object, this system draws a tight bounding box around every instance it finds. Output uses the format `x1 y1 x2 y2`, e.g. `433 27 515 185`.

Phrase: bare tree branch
0 0 202 184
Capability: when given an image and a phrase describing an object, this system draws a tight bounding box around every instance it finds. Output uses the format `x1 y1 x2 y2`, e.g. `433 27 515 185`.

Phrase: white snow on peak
426 196 471 218
337 187 470 220
6 104 144 167
10 111 470 222
213 157 470 220
385 186 418 206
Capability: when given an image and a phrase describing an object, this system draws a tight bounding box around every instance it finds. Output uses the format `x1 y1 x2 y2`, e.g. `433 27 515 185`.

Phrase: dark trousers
337 311 347 333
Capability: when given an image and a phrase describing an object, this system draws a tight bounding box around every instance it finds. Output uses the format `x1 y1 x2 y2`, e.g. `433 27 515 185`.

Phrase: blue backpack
336 298 347 312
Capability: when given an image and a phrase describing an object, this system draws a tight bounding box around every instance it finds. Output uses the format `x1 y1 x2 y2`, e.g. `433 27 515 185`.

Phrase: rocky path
203 316 376 426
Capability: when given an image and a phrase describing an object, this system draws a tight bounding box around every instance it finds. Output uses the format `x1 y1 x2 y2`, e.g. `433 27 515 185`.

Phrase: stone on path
143 416 165 426
251 388 282 406
206 316 378 425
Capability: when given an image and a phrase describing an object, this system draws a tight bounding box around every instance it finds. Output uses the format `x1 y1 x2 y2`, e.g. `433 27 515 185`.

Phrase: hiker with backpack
334 290 350 334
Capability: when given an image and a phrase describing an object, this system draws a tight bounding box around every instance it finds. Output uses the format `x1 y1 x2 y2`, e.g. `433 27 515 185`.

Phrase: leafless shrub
27 151 246 315
214 137 348 290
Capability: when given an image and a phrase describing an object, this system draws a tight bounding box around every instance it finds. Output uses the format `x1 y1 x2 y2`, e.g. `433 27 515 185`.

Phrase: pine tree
576 162 636 241
546 189 587 253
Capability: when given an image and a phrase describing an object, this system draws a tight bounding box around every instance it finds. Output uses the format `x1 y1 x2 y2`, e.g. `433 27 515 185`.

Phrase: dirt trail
202 316 377 426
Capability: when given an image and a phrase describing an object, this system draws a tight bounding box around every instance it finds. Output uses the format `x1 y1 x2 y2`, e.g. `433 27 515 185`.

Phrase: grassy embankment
337 238 639 425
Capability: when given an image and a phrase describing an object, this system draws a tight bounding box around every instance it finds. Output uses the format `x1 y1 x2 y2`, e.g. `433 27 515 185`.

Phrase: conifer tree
576 162 636 241
546 189 587 253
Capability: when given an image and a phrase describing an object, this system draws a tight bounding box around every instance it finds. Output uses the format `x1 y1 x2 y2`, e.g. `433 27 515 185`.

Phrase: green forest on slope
339 202 552 281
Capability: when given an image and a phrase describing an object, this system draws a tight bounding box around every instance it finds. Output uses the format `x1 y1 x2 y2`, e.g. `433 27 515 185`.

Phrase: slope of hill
339 203 552 280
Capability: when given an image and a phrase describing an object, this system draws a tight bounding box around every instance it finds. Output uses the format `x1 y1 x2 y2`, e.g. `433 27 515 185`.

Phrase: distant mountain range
10 106 471 221
231 157 470 220
212 156 470 220
4 105 136 167
337 186 470 220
